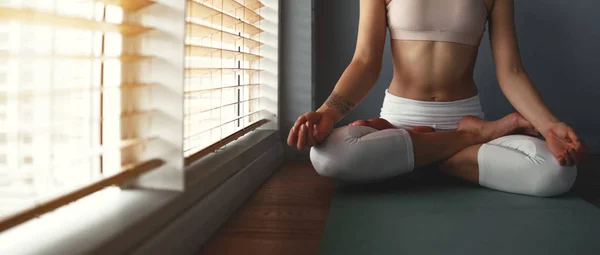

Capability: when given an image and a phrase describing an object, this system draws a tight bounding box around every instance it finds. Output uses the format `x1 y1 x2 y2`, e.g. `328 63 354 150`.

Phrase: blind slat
0 53 150 63
0 6 151 36
186 45 262 61
184 83 259 94
95 0 156 11
186 22 263 49
0 84 153 98
0 111 156 135
184 118 268 165
187 0 263 36
185 67 261 76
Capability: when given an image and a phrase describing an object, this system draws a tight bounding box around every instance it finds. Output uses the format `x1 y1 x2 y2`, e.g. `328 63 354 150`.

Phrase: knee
530 163 577 197
309 126 375 179
310 144 358 180
310 147 346 179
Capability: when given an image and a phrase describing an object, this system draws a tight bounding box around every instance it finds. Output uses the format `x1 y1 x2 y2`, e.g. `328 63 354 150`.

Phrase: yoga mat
319 171 600 255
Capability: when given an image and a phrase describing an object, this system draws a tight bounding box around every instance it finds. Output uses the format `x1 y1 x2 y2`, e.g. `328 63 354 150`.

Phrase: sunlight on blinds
184 0 268 158
0 0 155 219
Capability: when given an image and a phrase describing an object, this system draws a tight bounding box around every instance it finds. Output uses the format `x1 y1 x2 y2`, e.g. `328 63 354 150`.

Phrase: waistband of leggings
382 89 482 108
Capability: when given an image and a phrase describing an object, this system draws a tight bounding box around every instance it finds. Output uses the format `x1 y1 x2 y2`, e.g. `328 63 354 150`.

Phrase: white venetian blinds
184 0 268 161
0 0 157 218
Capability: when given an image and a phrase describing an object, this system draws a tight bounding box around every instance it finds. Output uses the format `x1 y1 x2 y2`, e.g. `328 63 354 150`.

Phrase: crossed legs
310 113 577 197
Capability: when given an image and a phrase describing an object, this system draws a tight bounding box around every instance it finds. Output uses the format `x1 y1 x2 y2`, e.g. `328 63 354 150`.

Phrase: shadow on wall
475 0 600 149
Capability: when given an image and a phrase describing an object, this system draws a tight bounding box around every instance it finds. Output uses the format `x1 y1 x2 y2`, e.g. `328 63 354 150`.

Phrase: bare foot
349 118 396 130
350 118 435 133
350 119 371 127
519 127 542 137
409 126 436 133
457 113 533 143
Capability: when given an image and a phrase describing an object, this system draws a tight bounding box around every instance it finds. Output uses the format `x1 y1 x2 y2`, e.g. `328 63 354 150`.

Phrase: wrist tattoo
325 93 356 115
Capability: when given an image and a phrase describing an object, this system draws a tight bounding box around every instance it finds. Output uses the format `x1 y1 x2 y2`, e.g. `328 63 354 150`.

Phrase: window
19 95 34 124
22 156 32 165
21 133 31 144
0 154 6 165
184 0 272 163
18 64 33 87
0 0 277 233
0 0 164 225
0 72 7 85
1 23 9 66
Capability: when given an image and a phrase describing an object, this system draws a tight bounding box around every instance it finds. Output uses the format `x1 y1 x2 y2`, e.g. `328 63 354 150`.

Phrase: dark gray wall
314 0 600 151
281 0 313 159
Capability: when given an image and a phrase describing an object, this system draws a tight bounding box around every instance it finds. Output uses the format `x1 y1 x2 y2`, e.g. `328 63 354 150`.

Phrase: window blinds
0 0 275 233
184 0 269 162
0 0 158 220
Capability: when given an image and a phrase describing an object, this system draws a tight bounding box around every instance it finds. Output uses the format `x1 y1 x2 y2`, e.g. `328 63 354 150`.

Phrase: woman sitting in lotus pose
287 0 588 197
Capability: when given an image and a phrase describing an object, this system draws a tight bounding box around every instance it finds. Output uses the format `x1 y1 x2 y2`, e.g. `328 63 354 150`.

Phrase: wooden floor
198 162 335 255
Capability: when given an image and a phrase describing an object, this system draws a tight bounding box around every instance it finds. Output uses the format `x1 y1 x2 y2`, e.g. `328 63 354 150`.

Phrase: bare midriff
387 39 481 102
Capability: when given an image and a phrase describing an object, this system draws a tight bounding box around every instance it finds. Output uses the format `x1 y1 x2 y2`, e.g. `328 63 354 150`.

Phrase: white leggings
310 90 577 197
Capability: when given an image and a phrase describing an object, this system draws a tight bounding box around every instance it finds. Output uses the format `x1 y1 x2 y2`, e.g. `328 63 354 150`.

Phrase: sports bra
386 0 489 46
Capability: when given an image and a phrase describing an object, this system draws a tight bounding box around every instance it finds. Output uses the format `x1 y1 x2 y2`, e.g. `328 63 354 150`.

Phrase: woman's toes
350 120 370 126
368 118 396 130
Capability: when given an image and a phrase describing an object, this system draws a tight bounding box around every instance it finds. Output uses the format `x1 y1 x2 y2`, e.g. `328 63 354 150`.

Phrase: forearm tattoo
325 93 356 115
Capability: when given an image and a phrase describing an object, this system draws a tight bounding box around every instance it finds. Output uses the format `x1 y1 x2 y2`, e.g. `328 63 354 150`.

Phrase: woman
287 0 588 197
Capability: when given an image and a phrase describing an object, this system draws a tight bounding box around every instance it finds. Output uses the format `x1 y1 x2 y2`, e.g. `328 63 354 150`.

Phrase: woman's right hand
287 111 335 150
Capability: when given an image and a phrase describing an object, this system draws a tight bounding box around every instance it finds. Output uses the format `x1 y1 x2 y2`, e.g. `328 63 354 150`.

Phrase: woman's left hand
543 122 589 166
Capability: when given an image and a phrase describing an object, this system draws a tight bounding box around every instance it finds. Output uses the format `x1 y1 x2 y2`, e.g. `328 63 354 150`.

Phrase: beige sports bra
386 0 489 46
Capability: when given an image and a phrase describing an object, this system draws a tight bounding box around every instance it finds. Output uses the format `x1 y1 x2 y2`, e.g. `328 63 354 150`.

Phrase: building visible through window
18 65 34 87
1 25 8 89
0 73 7 85
22 156 33 165
0 29 7 42
22 133 32 144
0 154 7 165
0 0 111 217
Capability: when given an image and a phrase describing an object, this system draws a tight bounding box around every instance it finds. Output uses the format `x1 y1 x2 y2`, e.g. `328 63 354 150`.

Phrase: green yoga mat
319 171 600 255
